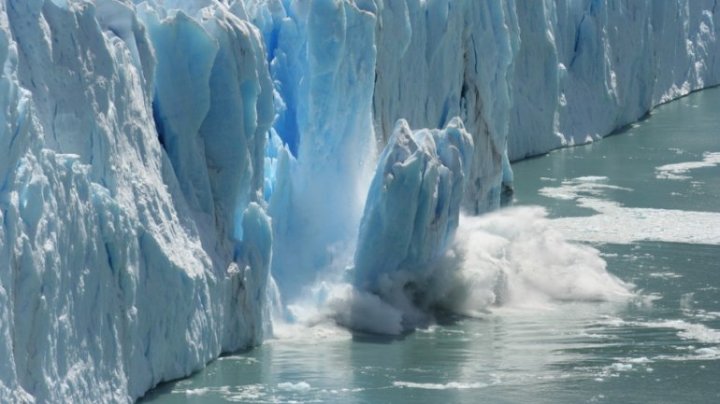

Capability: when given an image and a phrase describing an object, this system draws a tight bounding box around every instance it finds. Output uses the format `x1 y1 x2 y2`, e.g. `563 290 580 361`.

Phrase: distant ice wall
507 0 720 160
369 0 720 209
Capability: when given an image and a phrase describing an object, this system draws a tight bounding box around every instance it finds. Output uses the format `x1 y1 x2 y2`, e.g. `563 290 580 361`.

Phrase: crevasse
0 0 719 402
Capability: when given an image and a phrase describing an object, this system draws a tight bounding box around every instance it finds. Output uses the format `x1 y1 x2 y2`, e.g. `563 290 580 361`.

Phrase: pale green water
142 88 720 403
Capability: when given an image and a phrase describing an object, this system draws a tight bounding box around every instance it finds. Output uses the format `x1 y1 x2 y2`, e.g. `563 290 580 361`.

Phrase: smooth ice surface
2 0 720 402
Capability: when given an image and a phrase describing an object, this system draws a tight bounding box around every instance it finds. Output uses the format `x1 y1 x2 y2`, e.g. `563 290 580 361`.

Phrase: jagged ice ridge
1 0 719 402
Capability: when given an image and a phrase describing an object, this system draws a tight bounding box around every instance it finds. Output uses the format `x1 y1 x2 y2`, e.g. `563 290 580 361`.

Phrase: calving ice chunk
1 0 720 402
354 118 473 295
349 121 629 331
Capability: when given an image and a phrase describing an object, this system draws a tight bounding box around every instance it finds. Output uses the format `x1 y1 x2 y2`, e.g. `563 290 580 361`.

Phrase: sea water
142 88 720 403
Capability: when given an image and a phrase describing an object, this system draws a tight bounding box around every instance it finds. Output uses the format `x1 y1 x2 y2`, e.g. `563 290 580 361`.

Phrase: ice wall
0 0 272 402
2 0 720 402
369 0 720 207
371 0 518 214
507 0 720 160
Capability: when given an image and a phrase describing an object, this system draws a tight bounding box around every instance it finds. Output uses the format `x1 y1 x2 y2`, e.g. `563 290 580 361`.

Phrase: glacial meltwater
141 89 720 403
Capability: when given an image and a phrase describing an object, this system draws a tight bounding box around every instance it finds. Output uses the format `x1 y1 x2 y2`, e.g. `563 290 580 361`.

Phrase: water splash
271 206 633 336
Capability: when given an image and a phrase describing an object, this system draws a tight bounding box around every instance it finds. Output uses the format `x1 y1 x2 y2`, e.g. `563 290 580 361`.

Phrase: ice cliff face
1 0 719 402
0 0 272 401
508 0 720 160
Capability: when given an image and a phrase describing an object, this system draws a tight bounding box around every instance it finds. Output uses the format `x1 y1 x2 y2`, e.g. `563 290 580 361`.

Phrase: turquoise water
142 88 720 403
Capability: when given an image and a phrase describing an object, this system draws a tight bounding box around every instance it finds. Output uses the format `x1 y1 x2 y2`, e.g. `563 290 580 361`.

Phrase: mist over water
142 88 720 404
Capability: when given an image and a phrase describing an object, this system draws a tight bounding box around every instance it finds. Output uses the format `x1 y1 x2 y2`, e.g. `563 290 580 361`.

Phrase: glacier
0 0 719 402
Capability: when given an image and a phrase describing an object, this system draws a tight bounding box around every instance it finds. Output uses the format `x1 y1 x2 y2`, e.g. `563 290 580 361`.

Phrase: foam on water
607 363 633 372
277 382 312 392
655 320 720 344
599 317 720 344
648 272 683 279
270 315 352 342
655 152 720 180
652 347 720 362
172 382 322 402
539 176 632 209
612 321 720 363
552 209 720 245
184 387 228 396
393 381 489 390
541 176 720 245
